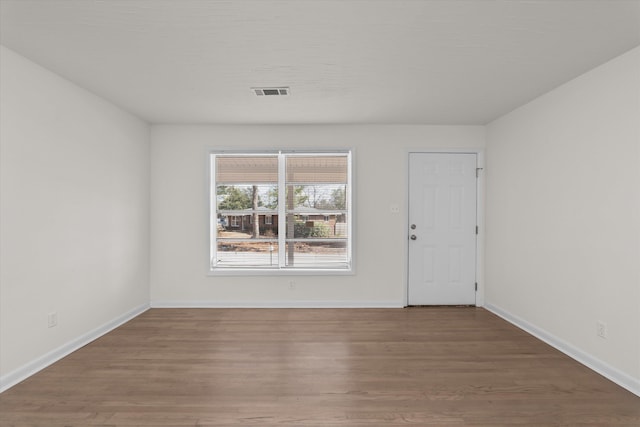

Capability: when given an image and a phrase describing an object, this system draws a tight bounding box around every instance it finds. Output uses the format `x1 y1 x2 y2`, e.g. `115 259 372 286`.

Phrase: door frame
404 149 485 307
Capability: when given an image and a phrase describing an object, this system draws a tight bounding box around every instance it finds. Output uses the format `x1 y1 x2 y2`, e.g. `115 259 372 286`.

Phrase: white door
408 153 477 305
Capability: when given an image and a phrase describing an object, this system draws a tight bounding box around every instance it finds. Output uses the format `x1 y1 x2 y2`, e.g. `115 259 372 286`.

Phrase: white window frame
209 149 354 275
265 215 273 225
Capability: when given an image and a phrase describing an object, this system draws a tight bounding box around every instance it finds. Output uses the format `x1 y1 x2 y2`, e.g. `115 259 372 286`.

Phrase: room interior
0 0 639 416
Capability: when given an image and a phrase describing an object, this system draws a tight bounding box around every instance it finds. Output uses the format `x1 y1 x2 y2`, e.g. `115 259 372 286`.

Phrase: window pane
217 184 278 212
286 155 348 184
285 185 347 210
216 156 278 184
284 241 348 268
285 213 348 239
218 225 278 239
215 241 279 268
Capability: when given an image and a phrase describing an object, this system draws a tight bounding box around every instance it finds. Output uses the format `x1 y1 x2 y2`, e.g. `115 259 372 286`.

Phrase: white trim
151 300 404 308
485 303 640 397
404 148 485 307
0 303 149 393
209 153 217 272
475 149 485 307
277 153 286 267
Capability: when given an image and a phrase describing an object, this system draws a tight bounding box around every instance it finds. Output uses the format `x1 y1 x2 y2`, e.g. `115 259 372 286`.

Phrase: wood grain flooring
1 307 638 426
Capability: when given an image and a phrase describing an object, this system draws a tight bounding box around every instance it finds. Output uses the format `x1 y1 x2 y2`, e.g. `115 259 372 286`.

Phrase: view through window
210 151 352 271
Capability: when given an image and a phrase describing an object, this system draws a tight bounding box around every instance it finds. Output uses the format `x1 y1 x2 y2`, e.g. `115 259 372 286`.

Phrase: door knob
410 224 417 229
410 235 417 240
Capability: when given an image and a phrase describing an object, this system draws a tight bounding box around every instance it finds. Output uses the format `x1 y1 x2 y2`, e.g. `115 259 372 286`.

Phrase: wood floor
1 308 638 426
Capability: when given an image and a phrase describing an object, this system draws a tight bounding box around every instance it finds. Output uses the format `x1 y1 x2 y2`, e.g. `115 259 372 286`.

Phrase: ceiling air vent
252 87 290 96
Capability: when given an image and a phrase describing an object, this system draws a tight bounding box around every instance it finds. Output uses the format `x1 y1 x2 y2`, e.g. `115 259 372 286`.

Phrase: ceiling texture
1 0 639 125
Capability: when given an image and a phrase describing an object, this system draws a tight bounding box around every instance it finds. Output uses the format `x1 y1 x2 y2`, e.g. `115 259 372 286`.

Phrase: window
210 151 352 272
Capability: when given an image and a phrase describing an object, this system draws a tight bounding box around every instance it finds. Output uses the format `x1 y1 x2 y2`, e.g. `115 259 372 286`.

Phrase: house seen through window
210 151 352 271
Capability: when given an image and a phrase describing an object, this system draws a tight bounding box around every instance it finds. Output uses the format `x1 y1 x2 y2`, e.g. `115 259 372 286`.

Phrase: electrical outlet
596 321 607 339
390 204 400 214
47 312 58 328
288 280 296 290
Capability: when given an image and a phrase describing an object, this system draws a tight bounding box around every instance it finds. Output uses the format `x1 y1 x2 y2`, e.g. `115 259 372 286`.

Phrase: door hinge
475 282 478 291
475 225 478 235
476 167 483 178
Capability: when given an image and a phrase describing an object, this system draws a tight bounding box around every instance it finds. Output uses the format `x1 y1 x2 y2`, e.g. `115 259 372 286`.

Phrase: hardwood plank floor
1 308 638 426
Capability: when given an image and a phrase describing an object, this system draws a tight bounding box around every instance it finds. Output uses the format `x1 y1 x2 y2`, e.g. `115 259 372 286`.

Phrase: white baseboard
0 303 149 393
151 300 405 308
484 303 640 397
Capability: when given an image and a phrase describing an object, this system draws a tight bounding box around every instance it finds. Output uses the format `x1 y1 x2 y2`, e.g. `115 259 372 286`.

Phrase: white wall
486 46 640 392
0 47 150 386
150 125 484 306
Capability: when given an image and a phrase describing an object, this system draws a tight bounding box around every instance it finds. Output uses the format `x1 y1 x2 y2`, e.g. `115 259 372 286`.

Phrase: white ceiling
1 0 639 125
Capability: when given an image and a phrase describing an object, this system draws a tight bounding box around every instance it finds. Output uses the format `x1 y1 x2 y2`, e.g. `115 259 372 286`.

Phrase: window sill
207 267 355 277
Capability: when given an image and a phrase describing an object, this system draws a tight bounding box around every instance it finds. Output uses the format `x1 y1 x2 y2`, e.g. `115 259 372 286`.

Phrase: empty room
1 0 639 425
